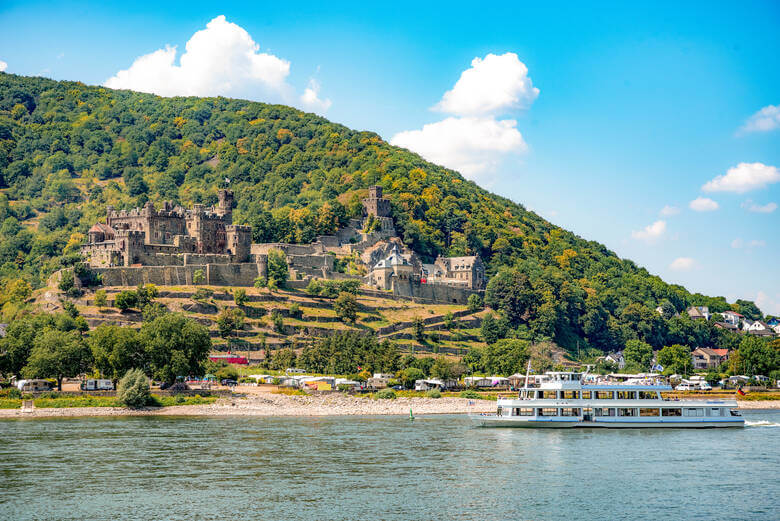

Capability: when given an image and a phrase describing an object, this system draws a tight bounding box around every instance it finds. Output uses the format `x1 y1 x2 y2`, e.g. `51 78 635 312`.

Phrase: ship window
560 408 580 417
640 408 660 417
638 391 658 399
618 408 636 417
538 408 559 416
541 391 557 399
710 408 722 417
617 391 636 400
684 408 704 417
515 408 534 416
662 408 682 417
596 391 614 399
562 391 579 399
581 391 591 399
595 408 615 417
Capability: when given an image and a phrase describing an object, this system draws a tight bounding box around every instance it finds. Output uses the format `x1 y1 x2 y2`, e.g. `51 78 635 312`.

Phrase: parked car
392 385 404 390
221 379 238 387
159 381 172 390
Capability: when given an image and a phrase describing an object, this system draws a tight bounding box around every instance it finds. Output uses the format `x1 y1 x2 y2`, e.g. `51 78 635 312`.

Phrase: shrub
272 309 285 333
334 292 358 323
117 368 150 408
114 290 138 312
374 389 397 400
193 269 205 284
234 288 248 306
215 366 240 381
62 300 79 318
459 390 481 399
193 287 213 301
58 270 75 292
94 289 107 307
425 389 442 398
467 294 483 313
306 279 323 296
289 302 302 319
337 384 353 392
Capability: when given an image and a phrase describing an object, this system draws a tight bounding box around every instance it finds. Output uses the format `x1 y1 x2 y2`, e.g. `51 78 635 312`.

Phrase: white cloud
391 117 527 177
740 104 780 133
300 79 331 113
433 53 538 116
702 162 780 194
104 15 326 112
732 238 766 249
742 200 777 214
631 220 666 242
689 197 719 212
659 205 679 217
670 257 696 271
0 60 7 72
756 291 780 317
391 52 537 179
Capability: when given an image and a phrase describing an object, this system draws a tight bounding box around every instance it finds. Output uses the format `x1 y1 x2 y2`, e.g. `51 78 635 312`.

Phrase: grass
272 388 309 396
0 393 218 409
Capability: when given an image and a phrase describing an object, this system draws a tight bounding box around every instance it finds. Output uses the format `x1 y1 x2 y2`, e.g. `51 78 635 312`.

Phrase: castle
80 186 486 303
82 190 251 267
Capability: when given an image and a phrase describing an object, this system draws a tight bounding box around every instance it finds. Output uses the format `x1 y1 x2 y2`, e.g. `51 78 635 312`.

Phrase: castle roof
88 222 115 237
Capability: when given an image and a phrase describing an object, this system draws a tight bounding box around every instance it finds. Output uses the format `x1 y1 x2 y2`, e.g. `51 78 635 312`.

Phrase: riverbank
0 392 496 419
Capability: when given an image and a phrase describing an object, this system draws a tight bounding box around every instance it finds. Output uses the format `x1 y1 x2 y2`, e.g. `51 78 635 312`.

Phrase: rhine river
1 410 778 520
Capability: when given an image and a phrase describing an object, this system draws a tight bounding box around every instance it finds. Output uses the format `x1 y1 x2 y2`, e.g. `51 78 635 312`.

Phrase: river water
1 409 778 521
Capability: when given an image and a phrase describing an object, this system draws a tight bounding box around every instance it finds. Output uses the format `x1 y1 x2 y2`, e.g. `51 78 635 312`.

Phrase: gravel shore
0 393 495 419
1 394 776 419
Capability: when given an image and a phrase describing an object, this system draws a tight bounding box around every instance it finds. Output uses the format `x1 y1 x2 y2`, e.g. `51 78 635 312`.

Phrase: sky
1 1 778 314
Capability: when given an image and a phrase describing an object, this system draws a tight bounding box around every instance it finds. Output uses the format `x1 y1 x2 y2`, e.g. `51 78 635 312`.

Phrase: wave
745 420 780 427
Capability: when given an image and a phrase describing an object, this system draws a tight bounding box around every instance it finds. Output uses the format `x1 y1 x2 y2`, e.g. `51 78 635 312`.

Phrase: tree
657 344 691 375
117 368 150 408
267 248 288 288
233 288 247 306
193 269 205 285
217 307 246 339
480 312 509 344
135 283 158 307
270 347 297 370
89 324 146 383
467 293 483 314
334 291 358 323
737 336 777 376
0 314 58 377
623 339 653 371
114 290 138 312
139 313 211 383
400 367 424 389
23 329 92 390
94 289 107 308
484 339 530 376
58 270 75 293
412 317 425 342
484 268 538 325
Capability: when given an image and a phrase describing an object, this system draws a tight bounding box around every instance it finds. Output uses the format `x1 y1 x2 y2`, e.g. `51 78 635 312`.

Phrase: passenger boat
471 370 744 428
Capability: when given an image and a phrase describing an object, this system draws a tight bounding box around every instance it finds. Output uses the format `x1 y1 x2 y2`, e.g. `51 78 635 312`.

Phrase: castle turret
225 224 251 262
217 189 234 224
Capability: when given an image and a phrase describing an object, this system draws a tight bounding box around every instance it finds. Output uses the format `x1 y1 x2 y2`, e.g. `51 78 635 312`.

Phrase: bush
193 269 205 284
234 288 248 306
94 289 107 307
374 389 397 400
459 390 481 399
117 368 151 408
58 270 74 292
337 384 353 392
425 389 442 398
289 302 302 319
306 279 323 296
215 366 240 381
115 290 138 312
467 293 483 313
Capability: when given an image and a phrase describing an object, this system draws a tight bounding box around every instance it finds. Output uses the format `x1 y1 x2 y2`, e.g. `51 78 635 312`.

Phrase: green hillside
0 72 766 356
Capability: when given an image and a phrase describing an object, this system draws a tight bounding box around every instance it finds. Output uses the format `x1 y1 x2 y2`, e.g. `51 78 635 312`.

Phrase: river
1 409 778 520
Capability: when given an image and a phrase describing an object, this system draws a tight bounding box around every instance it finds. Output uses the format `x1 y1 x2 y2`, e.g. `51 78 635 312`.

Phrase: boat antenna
524 359 532 389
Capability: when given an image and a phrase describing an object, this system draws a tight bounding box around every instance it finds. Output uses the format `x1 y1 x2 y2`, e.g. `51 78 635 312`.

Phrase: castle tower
362 185 391 218
217 189 234 224
225 225 251 262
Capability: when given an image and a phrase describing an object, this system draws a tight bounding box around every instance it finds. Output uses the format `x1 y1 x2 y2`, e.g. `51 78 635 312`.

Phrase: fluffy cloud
740 104 780 133
391 117 527 177
669 257 696 271
631 220 666 242
104 16 329 113
391 52 537 179
659 205 679 217
433 53 538 116
731 238 766 249
689 197 719 212
756 291 780 317
300 79 332 113
702 162 780 194
0 60 7 72
742 200 777 214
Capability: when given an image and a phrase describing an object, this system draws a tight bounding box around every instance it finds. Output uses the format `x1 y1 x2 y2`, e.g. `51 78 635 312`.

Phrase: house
711 348 730 362
462 376 509 388
604 351 625 370
714 322 739 332
424 256 486 290
691 348 725 370
367 244 414 291
773 324 780 335
414 378 455 391
767 317 780 327
721 311 744 326
749 328 776 338
687 306 710 321
741 319 755 332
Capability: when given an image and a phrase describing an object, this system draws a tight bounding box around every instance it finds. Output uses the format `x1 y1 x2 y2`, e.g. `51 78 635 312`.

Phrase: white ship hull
470 414 744 428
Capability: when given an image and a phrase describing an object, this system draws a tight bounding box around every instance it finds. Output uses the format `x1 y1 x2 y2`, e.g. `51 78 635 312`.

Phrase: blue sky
1 1 778 313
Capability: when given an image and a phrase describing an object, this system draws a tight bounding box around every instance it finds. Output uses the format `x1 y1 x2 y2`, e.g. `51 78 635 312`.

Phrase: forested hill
0 73 766 354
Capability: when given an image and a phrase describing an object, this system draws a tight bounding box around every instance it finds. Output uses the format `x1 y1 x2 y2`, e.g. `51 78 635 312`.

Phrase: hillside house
687 306 711 321
604 351 625 369
714 322 739 332
721 311 743 326
421 256 486 290
692 348 726 370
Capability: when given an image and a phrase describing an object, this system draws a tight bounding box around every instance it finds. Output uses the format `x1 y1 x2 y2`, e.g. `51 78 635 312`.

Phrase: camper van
15 379 53 392
82 379 114 391
676 379 712 391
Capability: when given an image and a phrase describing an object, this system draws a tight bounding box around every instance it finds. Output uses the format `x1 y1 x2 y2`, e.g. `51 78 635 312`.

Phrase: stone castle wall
94 262 265 287
391 279 482 305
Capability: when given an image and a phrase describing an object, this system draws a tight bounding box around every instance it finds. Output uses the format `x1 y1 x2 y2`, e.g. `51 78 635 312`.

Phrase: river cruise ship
471 371 744 428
